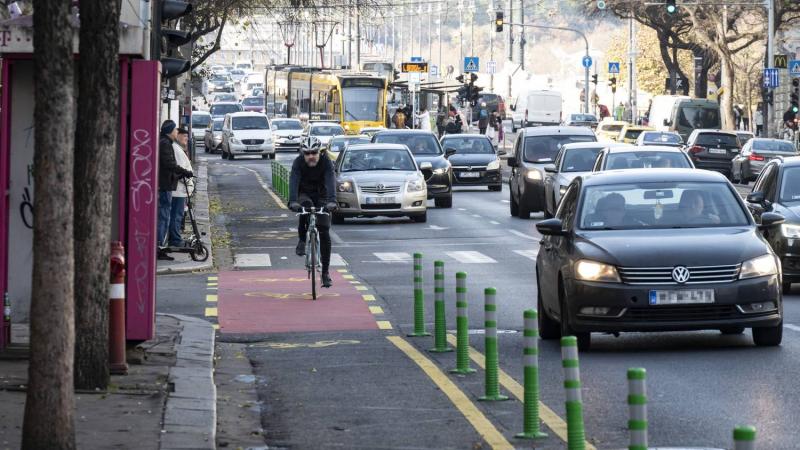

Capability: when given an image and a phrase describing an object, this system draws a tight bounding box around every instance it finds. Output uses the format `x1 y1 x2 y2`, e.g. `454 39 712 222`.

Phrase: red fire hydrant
109 241 128 375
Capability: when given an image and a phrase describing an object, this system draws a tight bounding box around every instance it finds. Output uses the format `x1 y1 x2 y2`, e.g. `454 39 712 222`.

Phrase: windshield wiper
345 110 358 121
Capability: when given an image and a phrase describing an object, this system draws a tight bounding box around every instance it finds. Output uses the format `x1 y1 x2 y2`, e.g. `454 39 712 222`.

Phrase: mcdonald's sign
775 54 788 69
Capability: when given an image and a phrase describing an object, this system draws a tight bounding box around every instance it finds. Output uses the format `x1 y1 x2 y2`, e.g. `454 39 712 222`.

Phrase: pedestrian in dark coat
157 120 193 260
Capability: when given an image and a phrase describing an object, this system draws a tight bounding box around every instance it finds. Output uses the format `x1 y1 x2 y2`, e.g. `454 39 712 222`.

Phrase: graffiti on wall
130 128 153 315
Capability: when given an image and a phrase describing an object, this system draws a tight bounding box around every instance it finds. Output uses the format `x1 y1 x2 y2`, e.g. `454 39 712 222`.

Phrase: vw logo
467 166 473 171
376 183 385 191
672 266 691 284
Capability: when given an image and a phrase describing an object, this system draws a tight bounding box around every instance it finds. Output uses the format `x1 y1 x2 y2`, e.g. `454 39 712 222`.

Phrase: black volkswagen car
536 169 784 350
440 134 503 191
745 156 800 294
372 130 455 208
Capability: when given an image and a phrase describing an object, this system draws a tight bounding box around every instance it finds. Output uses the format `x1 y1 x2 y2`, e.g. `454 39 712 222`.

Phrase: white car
271 118 305 152
303 122 345 149
190 111 212 149
542 142 606 217
220 112 275 160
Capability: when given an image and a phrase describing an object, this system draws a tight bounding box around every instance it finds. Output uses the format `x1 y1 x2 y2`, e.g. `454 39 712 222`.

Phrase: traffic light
156 0 193 79
609 76 617 93
597 0 606 9
495 11 503 32
591 74 598 84
666 0 677 14
766 89 774 106
792 78 799 114
469 73 478 83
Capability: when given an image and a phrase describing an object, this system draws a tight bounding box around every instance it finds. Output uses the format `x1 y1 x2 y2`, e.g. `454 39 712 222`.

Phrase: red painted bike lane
217 270 379 334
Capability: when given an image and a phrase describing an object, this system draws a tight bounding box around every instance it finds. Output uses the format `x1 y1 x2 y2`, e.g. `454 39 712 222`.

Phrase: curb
158 313 217 450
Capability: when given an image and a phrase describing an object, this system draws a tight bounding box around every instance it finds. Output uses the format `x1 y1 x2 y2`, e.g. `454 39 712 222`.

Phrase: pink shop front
0 56 162 349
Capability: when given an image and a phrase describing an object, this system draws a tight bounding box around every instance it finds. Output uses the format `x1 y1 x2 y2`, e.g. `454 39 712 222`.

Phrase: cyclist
288 142 338 288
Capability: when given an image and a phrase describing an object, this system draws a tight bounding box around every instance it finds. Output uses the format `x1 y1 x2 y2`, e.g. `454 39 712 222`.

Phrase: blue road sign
790 60 800 77
411 56 423 62
582 55 592 68
608 62 620 74
764 68 780 88
430 65 439 77
463 57 479 73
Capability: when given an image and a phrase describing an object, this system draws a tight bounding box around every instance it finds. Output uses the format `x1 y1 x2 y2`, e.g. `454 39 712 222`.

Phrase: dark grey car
535 169 784 350
731 138 797 184
684 129 741 177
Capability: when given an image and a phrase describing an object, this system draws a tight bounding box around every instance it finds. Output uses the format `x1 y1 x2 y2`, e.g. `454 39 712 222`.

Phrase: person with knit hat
158 119 193 260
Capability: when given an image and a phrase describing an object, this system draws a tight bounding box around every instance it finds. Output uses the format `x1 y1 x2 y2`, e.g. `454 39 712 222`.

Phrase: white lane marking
509 229 538 241
784 324 800 333
490 221 500 225
374 252 413 262
329 253 347 266
514 249 539 261
501 200 510 203
445 251 498 264
472 214 482 218
458 208 467 211
427 225 450 230
234 253 272 268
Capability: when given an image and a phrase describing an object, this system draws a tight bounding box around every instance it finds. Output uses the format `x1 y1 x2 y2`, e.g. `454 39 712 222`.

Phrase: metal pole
347 1 352 68
438 4 443 74
628 9 637 122
470 0 475 57
767 0 774 137
459 2 464 68
518 0 524 70
392 13 396 67
356 0 361 68
428 4 432 62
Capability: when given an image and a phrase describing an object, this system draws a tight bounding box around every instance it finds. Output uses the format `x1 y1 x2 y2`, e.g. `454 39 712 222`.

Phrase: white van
648 95 689 132
511 90 563 131
235 60 253 72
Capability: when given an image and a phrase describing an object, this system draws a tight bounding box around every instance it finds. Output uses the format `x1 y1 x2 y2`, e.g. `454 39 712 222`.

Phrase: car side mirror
497 149 507 156
510 104 516 111
445 148 457 158
507 157 518 167
663 119 670 126
759 212 785 229
419 162 433 170
746 191 765 205
536 218 566 236
544 164 557 173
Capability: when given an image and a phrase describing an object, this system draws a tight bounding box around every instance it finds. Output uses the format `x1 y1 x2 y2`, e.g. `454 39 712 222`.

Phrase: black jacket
159 134 192 192
289 153 336 204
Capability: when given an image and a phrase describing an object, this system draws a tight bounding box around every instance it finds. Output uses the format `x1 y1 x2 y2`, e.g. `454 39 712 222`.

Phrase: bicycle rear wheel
310 231 318 300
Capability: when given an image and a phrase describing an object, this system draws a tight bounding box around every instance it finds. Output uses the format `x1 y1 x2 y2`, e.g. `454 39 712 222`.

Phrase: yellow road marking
206 294 218 303
205 307 218 317
342 274 354 280
445 334 596 449
349 281 361 285
387 336 514 450
212 324 219 330
337 269 348 273
369 306 384 314
207 276 218 281
376 321 393 330
355 285 368 291
207 282 218 287
362 294 376 301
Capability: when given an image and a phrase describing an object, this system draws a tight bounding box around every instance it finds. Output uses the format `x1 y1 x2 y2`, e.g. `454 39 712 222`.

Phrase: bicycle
296 206 329 300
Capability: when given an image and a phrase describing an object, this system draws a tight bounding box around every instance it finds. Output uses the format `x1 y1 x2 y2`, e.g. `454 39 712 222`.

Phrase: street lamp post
458 0 464 67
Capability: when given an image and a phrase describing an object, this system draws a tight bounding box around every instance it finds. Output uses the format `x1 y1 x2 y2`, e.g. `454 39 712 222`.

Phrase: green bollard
561 336 586 450
733 425 756 450
515 309 547 439
627 368 647 450
408 253 430 337
429 260 452 352
478 287 508 401
450 272 475 374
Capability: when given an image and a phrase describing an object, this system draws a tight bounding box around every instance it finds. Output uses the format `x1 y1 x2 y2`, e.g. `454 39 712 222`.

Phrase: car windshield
342 87 383 121
752 140 796 153
780 167 800 203
678 107 721 129
624 129 646 140
374 133 442 155
340 148 416 172
329 137 371 153
215 94 236 101
192 115 211 127
211 75 231 82
310 125 344 136
212 120 223 131
523 134 595 162
642 132 682 145
232 116 269 130
605 151 691 170
210 104 242 116
601 124 624 133
442 137 494 154
695 133 739 147
571 114 596 122
579 182 749 230
561 148 603 172
242 97 263 106
272 120 302 130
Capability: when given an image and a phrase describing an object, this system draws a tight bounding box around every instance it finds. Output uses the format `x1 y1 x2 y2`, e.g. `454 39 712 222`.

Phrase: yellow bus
266 66 388 134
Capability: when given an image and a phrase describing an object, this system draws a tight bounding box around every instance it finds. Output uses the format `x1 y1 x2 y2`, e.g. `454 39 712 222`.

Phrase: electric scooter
165 177 209 262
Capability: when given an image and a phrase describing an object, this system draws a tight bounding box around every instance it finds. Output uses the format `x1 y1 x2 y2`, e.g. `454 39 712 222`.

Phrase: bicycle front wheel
310 231 318 300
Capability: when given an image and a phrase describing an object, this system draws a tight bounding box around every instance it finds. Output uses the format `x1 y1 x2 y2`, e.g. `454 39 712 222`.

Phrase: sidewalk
157 161 214 275
0 314 215 450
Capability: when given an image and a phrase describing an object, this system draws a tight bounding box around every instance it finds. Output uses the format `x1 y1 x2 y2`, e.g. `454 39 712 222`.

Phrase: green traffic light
666 5 676 13
794 105 799 113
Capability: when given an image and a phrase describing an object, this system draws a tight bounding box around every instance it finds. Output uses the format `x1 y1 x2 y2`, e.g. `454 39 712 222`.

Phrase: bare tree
73 0 122 390
22 0 76 447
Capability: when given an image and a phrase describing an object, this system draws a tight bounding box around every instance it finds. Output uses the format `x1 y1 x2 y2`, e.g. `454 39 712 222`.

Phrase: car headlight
739 254 778 280
432 167 448 175
487 159 501 170
781 223 800 238
264 137 272 144
559 185 567 195
574 259 621 283
337 181 354 193
230 136 240 144
407 178 425 192
526 170 542 180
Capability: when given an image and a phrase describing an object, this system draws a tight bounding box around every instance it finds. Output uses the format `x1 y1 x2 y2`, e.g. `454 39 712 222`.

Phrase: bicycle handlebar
296 206 331 216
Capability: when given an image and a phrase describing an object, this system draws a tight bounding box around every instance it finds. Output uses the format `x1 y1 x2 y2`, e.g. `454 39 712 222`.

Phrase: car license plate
247 145 261 150
459 172 481 178
365 196 396 204
649 289 715 305
709 148 727 155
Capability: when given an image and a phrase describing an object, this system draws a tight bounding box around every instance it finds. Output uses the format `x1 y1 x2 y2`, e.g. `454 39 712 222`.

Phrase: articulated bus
265 66 388 134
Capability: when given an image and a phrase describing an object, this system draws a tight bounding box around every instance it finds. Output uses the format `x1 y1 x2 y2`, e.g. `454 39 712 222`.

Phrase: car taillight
525 109 528 121
688 145 705 155
748 153 764 161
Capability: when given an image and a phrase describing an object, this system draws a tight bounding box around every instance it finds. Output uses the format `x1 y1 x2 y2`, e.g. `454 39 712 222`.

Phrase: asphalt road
161 149 800 449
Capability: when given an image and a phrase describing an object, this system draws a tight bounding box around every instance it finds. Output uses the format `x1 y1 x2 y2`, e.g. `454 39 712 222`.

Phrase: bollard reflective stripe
479 287 508 401
429 261 452 352
561 336 585 450
516 309 547 439
408 253 429 337
450 272 475 374
733 425 756 450
627 368 647 450
109 241 129 375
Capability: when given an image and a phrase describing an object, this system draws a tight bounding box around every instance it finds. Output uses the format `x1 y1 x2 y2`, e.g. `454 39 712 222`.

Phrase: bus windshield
342 87 383 122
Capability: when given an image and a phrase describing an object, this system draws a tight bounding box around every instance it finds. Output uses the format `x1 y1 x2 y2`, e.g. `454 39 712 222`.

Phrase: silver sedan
332 144 428 223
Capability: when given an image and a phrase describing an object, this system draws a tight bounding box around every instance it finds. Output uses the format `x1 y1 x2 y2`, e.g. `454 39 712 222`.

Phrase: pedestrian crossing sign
790 60 800 77
608 62 620 74
463 57 479 73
